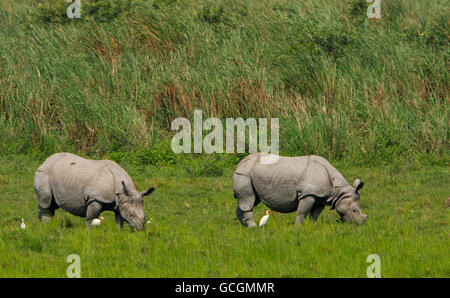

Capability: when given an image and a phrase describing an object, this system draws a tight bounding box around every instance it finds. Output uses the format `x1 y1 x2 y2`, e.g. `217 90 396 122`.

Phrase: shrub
182 155 224 177
137 142 178 166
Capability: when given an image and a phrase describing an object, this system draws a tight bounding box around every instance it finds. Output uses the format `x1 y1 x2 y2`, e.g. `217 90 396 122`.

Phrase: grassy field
0 156 448 277
0 0 448 278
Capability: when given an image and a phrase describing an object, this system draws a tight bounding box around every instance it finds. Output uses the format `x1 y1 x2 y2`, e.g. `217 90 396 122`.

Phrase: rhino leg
34 171 58 223
233 174 258 227
86 201 103 229
38 205 56 223
115 210 124 229
310 203 325 222
235 207 257 227
295 196 315 225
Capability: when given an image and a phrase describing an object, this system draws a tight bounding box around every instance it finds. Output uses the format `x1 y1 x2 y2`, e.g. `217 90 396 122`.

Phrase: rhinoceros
233 154 368 227
34 153 155 231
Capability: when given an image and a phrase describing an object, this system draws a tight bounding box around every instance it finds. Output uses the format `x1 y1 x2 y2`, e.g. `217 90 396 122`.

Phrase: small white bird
20 218 26 231
91 216 104 227
259 210 270 227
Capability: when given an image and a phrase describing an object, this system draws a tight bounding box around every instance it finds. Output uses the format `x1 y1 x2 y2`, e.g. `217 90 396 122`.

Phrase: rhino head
334 178 368 225
116 181 155 231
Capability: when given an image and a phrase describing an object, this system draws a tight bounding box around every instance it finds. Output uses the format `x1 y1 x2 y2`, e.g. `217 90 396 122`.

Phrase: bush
137 142 178 166
182 155 225 177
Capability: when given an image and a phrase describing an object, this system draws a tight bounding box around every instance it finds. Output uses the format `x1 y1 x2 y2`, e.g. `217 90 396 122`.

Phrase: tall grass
0 0 448 163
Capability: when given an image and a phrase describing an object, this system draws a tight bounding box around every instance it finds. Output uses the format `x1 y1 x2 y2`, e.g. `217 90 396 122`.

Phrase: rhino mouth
124 218 144 231
337 214 355 224
338 214 367 225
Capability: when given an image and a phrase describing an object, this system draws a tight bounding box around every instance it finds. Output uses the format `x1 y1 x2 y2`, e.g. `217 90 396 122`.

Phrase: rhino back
250 155 310 212
47 153 103 216
101 160 138 195
309 155 348 187
234 153 260 176
250 155 338 212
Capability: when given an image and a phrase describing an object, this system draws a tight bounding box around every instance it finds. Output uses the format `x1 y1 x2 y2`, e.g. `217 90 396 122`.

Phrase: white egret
91 216 104 227
20 218 26 231
259 210 270 227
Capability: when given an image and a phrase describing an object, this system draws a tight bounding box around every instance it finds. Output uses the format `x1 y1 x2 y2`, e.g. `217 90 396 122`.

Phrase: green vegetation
28 0 136 23
0 157 448 277
0 0 448 277
0 0 448 164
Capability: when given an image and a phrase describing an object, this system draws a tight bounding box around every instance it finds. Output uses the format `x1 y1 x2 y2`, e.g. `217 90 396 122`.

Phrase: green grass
0 156 448 277
0 0 448 278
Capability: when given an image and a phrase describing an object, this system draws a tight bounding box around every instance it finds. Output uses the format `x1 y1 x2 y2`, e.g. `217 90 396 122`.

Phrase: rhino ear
353 178 364 192
141 187 155 198
121 181 130 196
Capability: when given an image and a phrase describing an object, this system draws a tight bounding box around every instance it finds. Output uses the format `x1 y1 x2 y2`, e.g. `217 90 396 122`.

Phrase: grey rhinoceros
233 154 368 227
34 153 155 231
